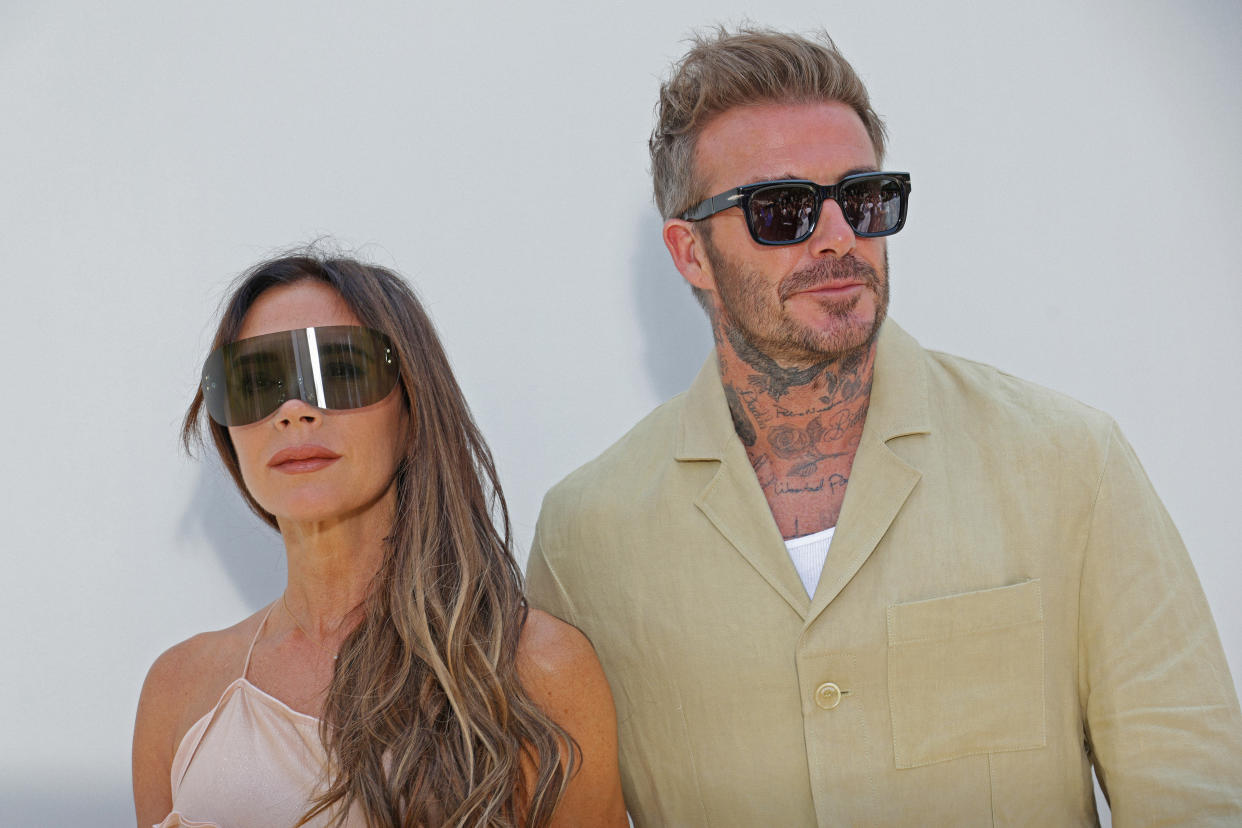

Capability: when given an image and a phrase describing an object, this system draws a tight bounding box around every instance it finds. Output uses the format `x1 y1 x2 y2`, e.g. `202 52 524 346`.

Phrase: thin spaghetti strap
242 602 278 679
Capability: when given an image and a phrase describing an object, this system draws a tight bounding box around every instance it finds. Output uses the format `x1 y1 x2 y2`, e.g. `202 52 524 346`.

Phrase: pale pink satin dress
157 605 364 828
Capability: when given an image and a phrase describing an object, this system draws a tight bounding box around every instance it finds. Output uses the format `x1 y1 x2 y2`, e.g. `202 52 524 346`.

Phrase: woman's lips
268 444 341 474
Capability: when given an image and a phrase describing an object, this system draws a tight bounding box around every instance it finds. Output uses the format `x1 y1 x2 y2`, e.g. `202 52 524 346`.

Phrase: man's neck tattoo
720 322 873 409
711 312 876 538
723 325 831 400
724 384 759 447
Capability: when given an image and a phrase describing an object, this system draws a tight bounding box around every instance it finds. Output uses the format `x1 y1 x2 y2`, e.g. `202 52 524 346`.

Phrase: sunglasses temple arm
682 191 743 222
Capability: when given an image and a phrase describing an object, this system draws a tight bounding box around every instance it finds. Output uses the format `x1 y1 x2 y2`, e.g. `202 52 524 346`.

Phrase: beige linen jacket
527 321 1242 827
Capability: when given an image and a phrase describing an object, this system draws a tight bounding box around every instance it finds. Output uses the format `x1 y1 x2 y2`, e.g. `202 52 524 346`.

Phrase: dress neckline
173 604 323 761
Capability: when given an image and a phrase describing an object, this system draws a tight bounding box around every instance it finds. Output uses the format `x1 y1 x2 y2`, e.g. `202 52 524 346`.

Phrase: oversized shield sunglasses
681 171 911 245
201 325 400 427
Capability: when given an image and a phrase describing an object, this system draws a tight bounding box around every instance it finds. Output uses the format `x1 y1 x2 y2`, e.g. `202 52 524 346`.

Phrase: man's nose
807 197 857 258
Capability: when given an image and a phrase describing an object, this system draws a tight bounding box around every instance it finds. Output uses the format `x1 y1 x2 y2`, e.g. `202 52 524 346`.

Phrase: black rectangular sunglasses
680 171 911 245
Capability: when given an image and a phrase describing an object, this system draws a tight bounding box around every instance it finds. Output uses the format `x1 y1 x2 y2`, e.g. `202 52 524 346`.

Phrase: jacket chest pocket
886 579 1046 769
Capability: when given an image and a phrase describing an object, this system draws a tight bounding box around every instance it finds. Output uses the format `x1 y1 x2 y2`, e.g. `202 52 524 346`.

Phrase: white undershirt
784 526 836 598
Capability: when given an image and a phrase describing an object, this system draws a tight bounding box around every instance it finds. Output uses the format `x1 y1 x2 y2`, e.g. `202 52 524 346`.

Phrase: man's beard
702 234 890 368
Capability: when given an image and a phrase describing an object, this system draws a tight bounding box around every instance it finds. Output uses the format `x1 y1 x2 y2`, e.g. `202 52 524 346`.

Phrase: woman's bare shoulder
133 607 272 825
135 609 270 760
517 609 599 678
517 610 627 826
516 608 615 726
148 610 267 703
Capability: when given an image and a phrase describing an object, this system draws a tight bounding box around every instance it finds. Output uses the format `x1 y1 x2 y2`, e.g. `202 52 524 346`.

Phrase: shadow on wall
178 453 287 611
631 210 713 401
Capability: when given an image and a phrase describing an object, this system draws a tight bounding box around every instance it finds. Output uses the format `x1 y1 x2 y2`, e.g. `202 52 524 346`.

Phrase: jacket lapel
674 322 934 624
676 356 811 617
806 322 931 625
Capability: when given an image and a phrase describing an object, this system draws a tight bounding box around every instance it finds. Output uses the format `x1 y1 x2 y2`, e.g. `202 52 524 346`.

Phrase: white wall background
1 1 1238 824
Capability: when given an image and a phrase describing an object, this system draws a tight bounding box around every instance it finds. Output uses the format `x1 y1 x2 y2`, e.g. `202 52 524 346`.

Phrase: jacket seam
531 533 583 628
1075 420 1116 729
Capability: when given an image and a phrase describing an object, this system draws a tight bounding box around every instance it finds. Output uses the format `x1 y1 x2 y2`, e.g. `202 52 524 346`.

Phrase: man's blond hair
650 26 888 220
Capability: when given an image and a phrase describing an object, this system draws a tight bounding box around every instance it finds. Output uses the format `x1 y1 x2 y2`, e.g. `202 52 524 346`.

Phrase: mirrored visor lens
839 176 904 236
747 183 819 243
201 325 399 426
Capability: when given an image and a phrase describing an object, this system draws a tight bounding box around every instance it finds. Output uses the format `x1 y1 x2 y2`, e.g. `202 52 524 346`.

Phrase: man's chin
757 325 876 366
793 306 884 359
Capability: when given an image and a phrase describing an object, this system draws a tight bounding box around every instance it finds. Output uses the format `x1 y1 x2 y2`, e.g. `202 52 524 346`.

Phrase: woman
133 253 626 827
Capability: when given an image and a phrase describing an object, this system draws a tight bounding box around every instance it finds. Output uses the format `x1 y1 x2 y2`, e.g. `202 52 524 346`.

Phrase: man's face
692 101 889 366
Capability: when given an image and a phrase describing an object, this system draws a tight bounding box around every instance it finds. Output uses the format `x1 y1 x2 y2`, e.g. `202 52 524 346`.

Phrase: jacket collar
861 319 931 442
676 320 931 462
673 320 931 621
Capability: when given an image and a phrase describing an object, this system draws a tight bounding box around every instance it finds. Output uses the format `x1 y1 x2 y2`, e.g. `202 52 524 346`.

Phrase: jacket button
815 682 843 710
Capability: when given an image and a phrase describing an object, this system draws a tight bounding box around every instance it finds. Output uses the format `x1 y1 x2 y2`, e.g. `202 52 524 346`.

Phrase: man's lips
788 280 865 299
268 444 341 473
777 255 880 302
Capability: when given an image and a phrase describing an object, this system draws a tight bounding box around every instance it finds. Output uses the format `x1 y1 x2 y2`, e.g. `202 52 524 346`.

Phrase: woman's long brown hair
182 252 576 827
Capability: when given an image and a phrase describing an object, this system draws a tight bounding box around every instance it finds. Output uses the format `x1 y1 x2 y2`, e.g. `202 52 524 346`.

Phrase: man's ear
663 218 716 294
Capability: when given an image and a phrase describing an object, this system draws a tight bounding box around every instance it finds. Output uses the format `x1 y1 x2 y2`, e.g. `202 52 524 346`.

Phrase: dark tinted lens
315 327 399 412
203 333 299 427
839 176 904 236
747 183 819 243
201 326 399 426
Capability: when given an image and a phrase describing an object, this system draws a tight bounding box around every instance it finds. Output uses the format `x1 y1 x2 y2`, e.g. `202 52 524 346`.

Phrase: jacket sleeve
525 500 581 630
1079 421 1242 825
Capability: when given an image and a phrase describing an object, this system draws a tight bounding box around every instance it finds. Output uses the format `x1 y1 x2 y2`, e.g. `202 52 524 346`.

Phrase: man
527 27 1242 826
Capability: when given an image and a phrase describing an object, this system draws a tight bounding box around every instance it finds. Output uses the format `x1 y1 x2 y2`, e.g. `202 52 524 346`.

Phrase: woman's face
228 280 409 527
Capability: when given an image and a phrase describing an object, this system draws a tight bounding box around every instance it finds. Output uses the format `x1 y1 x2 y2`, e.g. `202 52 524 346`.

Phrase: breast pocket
886 579 1046 769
